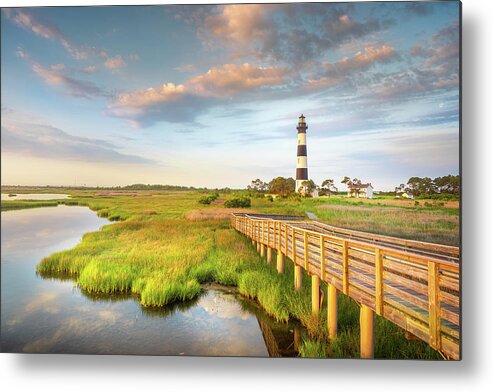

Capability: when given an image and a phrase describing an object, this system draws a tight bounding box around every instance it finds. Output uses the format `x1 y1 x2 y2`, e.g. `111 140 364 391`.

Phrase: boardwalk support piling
328 283 338 339
256 242 261 252
277 252 284 273
360 304 374 359
260 243 266 257
294 265 302 291
267 247 272 263
312 275 320 315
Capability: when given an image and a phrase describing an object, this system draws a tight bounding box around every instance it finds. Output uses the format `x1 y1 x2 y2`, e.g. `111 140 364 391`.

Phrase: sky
1 1 460 190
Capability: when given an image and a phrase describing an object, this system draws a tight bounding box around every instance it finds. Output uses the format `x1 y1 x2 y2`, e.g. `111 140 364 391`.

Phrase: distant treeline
394 175 460 198
2 184 238 192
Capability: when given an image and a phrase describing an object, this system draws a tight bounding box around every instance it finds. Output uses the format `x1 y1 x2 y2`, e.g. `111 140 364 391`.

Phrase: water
1 193 70 200
1 205 302 356
306 211 319 220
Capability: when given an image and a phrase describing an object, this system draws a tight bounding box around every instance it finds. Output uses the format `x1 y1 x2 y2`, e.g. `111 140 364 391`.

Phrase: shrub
224 197 251 208
198 193 220 205
198 196 213 205
416 193 459 201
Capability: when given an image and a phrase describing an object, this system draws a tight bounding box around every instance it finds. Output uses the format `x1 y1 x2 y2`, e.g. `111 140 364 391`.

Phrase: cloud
187 63 287 96
204 4 277 47
3 8 131 67
103 55 127 70
305 45 398 91
81 65 97 73
326 14 383 43
353 21 459 104
326 45 398 76
1 122 155 164
3 8 88 59
16 50 107 99
109 63 287 126
175 63 196 73
198 4 391 64
404 3 434 16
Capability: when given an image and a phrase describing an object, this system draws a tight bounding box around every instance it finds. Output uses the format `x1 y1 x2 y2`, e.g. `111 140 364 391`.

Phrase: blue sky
1 1 460 190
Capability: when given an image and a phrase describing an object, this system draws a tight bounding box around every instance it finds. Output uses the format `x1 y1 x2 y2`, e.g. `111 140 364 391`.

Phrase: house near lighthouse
295 114 318 197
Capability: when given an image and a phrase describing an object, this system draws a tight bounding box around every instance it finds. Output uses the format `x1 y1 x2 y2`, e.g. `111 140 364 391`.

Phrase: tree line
247 177 339 197
394 175 460 197
247 174 459 198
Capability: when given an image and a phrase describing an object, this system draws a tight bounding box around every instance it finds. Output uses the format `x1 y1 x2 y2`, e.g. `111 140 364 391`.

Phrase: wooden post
428 261 441 351
261 220 265 244
293 327 300 352
294 265 302 291
260 243 266 257
304 231 309 270
360 304 374 359
267 247 272 263
342 240 349 295
278 222 281 250
320 235 326 281
284 224 288 256
257 242 261 252
272 221 277 248
327 283 338 339
375 248 383 316
277 251 284 273
312 275 320 315
293 229 297 264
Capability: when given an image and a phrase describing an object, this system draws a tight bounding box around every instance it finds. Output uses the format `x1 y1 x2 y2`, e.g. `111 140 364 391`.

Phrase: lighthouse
296 114 309 194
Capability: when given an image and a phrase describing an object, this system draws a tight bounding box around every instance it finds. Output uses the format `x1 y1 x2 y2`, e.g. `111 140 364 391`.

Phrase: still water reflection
1 205 302 356
1 193 70 200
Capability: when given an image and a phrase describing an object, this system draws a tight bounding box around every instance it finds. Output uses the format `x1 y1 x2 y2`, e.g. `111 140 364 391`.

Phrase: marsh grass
28 189 455 358
1 200 59 210
299 339 328 358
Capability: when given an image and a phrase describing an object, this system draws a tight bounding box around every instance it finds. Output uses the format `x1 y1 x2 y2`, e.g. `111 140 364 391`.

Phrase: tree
247 178 268 192
434 175 460 195
298 179 316 195
321 179 338 197
394 183 405 195
269 177 295 196
341 176 350 185
405 177 434 197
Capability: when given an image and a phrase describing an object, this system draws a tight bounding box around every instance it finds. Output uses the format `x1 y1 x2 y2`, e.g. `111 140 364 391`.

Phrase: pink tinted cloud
103 55 127 70
324 45 398 75
16 50 107 99
4 9 88 60
305 45 399 91
203 4 276 45
109 63 287 126
187 63 287 96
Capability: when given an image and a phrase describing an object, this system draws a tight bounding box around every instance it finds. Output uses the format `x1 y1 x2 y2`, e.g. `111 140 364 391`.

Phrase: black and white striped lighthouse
296 114 308 193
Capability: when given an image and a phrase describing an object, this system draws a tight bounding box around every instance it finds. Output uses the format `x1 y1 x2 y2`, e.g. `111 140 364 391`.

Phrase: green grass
3 187 457 358
299 339 328 358
1 200 60 210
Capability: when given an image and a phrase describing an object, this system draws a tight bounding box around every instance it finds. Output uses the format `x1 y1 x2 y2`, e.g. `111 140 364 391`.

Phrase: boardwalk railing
231 213 460 360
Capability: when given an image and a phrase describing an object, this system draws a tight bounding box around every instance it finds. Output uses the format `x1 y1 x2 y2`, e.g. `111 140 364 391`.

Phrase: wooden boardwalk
231 213 460 360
